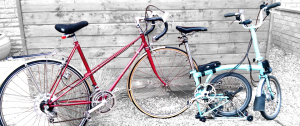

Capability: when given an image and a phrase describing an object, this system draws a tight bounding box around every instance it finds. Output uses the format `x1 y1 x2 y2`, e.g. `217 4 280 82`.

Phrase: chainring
194 83 216 104
91 91 116 113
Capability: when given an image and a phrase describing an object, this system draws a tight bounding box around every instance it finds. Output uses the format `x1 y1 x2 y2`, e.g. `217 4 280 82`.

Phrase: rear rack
7 51 56 60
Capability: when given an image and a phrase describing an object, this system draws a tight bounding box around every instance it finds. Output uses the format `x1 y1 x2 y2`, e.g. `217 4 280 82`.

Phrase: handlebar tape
224 13 237 17
239 19 252 25
145 21 155 36
154 22 168 41
266 2 281 10
144 17 164 22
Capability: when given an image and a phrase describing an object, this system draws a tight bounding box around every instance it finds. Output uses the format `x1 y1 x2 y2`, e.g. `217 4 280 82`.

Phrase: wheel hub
39 100 54 113
34 94 57 117
266 93 272 101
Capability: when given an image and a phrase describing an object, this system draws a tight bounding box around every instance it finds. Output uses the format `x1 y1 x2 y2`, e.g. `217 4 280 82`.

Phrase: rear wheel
260 76 281 120
0 60 91 126
128 47 198 118
210 72 252 116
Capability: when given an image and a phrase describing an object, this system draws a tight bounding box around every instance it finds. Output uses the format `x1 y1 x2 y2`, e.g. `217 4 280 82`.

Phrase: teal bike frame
187 17 274 116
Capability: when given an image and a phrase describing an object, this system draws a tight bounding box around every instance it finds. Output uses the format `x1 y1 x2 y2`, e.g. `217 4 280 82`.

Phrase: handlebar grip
154 22 168 41
239 19 252 25
266 2 281 10
224 13 237 17
145 21 155 35
145 17 164 22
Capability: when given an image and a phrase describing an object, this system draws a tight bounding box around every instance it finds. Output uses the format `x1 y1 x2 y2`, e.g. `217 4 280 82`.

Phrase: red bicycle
0 6 198 126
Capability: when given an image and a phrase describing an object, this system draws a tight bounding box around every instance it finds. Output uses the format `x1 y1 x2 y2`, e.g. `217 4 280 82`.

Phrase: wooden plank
191 42 267 55
26 46 266 66
22 9 266 25
21 0 273 12
23 20 270 37
26 41 267 59
25 32 268 48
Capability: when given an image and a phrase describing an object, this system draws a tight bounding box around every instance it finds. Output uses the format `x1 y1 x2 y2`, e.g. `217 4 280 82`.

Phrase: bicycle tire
210 72 252 116
0 59 91 126
127 47 198 118
260 76 281 120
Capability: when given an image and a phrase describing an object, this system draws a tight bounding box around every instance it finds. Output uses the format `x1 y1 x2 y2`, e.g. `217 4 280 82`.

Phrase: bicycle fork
253 76 274 111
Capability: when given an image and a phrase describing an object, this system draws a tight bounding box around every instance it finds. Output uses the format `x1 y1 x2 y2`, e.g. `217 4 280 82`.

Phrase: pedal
246 115 253 121
199 117 206 122
84 111 92 120
195 112 200 119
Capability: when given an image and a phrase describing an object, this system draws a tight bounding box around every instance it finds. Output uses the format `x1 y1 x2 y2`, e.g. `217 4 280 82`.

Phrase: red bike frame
47 33 167 107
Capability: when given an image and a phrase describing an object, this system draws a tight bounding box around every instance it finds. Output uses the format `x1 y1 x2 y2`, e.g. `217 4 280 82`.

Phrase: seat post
182 35 195 71
72 35 77 42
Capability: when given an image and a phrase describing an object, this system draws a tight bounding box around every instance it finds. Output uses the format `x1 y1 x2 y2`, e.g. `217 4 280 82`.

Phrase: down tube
108 43 145 91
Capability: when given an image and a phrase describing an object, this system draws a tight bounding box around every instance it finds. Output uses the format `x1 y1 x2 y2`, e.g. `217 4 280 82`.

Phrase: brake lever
260 2 268 9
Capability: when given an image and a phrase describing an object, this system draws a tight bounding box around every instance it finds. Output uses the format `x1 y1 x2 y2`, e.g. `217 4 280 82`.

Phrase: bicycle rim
128 47 198 118
0 60 91 126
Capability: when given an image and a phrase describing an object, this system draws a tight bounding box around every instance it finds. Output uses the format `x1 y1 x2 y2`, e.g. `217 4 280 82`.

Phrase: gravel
89 44 299 126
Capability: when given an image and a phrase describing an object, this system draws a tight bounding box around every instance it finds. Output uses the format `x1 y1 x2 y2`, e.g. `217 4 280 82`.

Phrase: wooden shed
17 0 273 88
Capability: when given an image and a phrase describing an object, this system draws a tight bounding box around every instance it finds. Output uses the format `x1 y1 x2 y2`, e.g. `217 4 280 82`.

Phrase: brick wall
271 0 300 56
0 0 22 56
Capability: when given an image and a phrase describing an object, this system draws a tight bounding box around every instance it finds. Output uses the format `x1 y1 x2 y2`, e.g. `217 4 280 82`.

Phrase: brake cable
144 5 165 46
224 8 269 86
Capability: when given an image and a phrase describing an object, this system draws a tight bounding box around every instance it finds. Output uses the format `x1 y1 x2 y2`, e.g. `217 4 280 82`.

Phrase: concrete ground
0 45 297 126
88 45 299 126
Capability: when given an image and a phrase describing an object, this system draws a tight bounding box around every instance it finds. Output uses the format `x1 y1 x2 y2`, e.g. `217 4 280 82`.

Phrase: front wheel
260 76 281 120
127 47 198 118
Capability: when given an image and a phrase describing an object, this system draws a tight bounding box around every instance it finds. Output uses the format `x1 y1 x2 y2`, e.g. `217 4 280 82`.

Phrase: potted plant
0 34 11 60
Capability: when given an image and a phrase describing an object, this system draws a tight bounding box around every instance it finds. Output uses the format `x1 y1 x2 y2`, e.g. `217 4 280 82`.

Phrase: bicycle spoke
15 111 35 125
26 67 43 94
4 88 33 101
129 48 196 118
153 53 165 78
0 60 90 126
31 114 39 126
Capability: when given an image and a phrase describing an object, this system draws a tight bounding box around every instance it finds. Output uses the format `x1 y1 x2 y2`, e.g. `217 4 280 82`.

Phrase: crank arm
224 87 243 97
88 100 107 114
232 87 243 95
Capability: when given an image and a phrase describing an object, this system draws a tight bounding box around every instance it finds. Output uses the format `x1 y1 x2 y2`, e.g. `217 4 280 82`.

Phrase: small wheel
195 112 200 119
199 117 206 122
247 115 253 121
210 72 252 116
128 47 199 118
243 110 248 116
260 76 281 120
